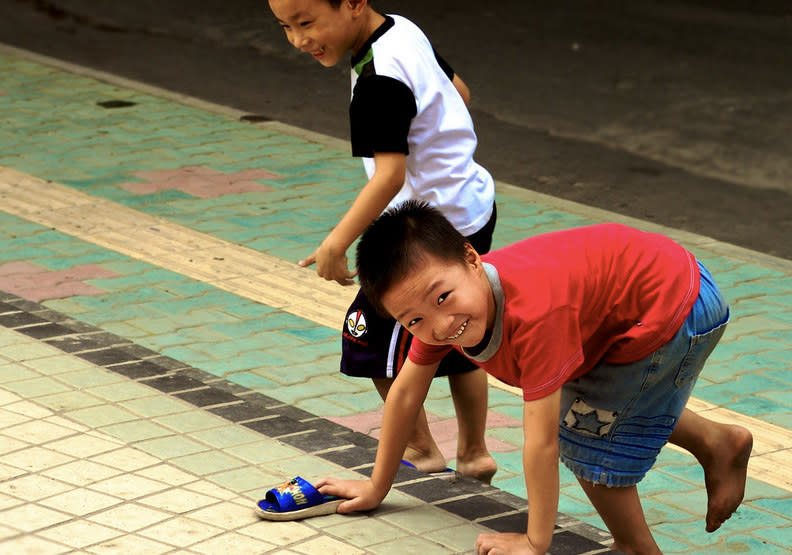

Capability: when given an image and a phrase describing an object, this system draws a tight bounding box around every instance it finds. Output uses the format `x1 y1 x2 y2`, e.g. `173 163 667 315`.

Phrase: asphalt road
1 0 791 258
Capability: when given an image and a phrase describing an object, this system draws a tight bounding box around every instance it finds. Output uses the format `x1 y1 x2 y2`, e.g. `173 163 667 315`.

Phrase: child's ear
463 243 482 270
346 0 368 16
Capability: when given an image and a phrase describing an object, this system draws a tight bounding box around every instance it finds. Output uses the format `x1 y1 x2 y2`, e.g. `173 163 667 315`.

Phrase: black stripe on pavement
0 290 615 554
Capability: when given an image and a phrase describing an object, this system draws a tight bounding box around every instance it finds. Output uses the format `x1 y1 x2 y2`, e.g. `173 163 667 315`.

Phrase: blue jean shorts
558 261 729 487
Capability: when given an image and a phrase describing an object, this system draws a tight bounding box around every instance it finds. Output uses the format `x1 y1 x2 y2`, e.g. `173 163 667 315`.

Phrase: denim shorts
558 261 729 487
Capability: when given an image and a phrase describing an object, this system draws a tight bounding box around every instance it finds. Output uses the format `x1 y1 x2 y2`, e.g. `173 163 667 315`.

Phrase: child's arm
299 151 406 285
476 389 561 555
452 74 471 106
315 358 438 511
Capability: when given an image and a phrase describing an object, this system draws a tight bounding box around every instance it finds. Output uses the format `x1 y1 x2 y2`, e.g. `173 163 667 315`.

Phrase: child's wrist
321 234 348 257
368 477 390 502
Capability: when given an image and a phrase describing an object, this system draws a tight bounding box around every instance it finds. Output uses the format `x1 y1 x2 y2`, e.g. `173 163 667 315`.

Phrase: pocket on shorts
674 319 728 387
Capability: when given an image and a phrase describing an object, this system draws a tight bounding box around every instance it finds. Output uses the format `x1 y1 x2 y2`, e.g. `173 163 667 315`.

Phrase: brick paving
0 44 791 553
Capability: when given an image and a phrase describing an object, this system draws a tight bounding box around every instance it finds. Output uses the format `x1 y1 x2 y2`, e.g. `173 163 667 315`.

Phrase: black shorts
340 204 497 379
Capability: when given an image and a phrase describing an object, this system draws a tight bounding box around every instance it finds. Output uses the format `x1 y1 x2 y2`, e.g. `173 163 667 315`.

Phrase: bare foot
456 453 498 484
402 445 449 474
703 424 753 532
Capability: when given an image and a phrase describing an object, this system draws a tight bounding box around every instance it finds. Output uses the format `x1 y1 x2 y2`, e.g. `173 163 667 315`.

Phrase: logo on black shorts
346 309 368 338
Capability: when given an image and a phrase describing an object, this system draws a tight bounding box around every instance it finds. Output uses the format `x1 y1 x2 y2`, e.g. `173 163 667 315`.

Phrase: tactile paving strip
0 290 616 553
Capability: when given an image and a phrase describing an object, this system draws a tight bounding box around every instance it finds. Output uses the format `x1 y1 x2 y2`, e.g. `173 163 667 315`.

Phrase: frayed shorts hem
560 458 646 487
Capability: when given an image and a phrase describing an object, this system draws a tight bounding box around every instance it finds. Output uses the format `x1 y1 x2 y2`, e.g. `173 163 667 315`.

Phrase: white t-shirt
349 14 494 236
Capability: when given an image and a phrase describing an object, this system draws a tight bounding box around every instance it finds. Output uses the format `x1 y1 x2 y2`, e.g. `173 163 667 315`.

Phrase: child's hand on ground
314 477 384 514
298 243 357 286
475 532 542 555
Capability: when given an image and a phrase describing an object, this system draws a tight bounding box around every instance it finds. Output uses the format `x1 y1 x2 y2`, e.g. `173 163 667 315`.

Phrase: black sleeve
350 75 417 158
433 49 455 81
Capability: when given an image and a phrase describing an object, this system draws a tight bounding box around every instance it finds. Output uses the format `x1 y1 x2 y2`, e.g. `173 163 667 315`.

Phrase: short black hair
356 200 469 316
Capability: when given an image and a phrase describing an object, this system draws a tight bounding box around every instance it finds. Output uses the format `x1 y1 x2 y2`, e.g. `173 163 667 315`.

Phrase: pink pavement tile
0 261 38 276
327 409 385 436
328 408 520 459
118 166 279 199
0 261 119 302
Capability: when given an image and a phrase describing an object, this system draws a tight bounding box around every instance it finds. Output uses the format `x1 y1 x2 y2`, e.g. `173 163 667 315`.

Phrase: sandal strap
265 476 324 512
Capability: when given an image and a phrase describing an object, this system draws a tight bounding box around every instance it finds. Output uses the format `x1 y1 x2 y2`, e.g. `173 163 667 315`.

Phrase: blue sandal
255 476 342 521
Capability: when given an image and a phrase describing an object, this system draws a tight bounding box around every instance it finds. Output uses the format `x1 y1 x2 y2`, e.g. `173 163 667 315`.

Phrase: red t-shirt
408 224 700 400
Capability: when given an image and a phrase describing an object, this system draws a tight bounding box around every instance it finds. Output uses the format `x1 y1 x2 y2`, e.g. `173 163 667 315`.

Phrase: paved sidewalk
1 44 791 553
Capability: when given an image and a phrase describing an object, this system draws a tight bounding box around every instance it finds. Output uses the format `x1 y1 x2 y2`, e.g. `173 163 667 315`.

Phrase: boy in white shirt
269 0 497 480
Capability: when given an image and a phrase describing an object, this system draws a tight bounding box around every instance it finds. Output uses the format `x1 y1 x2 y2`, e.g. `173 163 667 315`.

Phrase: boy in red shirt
317 201 753 555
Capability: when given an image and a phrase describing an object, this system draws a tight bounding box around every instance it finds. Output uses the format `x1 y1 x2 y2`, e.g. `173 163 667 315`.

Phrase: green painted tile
2 376 75 399
208 466 282 494
159 345 213 364
378 505 469 538
207 320 271 338
725 396 790 417
695 375 791 405
490 472 526 497
188 426 265 450
722 281 785 301
751 496 792 518
765 329 792 344
101 420 173 442
709 336 788 361
757 411 792 428
170 450 246 476
35 390 103 412
22 356 97 376
259 360 337 386
293 396 354 417
121 396 192 418
725 504 792 530
265 375 362 404
125 317 182 335
649 531 699 553
709 534 791 554
329 392 383 416
486 401 524 422
224 440 306 466
135 435 209 459
487 427 524 448
421 398 457 420
0 364 39 383
100 321 150 339
154 410 226 433
491 450 524 476
56 368 124 389
66 404 139 427
326 518 406 549
89 382 157 403
225 372 278 390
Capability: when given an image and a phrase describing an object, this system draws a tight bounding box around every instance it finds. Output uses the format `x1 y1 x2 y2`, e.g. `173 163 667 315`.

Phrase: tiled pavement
0 43 790 553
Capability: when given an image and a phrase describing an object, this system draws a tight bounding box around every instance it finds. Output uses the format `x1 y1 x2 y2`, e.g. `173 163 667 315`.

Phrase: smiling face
382 246 496 349
268 0 370 67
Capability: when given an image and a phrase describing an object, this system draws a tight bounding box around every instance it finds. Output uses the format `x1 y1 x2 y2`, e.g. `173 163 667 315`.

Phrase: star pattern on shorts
563 398 617 438
570 407 611 437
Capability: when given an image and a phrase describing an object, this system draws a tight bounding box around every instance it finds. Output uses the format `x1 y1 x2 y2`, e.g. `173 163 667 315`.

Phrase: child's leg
669 408 753 532
372 377 447 473
448 368 498 483
576 479 661 555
